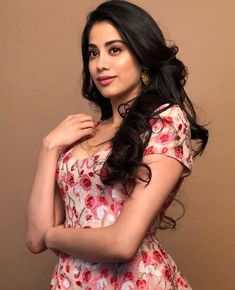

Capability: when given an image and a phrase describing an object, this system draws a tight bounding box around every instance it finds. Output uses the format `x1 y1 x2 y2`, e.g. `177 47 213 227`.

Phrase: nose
96 52 110 71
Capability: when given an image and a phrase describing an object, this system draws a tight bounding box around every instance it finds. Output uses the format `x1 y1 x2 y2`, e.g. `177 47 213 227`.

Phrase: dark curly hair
81 0 208 229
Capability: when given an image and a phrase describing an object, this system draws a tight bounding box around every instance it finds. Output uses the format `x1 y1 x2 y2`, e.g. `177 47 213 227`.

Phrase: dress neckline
67 144 111 162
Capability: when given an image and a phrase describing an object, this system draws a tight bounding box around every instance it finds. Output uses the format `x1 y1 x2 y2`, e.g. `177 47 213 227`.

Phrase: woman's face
88 21 142 101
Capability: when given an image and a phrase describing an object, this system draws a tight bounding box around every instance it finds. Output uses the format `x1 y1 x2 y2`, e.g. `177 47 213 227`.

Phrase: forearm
25 143 60 252
45 225 129 263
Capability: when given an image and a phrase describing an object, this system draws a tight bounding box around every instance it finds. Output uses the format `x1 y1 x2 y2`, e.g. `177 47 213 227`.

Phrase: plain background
1 0 234 289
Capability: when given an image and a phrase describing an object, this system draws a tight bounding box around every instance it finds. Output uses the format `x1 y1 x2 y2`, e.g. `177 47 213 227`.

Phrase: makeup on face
88 22 142 101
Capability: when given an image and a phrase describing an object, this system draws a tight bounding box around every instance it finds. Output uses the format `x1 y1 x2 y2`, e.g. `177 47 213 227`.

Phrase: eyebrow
88 40 126 48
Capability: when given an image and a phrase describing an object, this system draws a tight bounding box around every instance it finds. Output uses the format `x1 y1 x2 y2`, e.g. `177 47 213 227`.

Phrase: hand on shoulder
42 113 96 151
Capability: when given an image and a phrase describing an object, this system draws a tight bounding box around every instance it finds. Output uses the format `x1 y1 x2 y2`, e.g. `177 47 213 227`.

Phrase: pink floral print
50 105 192 289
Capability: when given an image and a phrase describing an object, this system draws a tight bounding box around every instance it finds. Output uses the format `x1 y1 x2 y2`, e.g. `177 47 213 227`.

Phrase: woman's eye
110 47 121 55
88 49 98 59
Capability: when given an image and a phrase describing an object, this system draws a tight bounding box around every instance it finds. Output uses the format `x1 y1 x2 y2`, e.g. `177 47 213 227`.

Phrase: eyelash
88 49 98 58
110 47 121 55
88 47 122 59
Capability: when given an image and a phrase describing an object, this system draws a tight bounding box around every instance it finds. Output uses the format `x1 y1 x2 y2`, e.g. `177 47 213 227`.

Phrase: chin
98 89 122 99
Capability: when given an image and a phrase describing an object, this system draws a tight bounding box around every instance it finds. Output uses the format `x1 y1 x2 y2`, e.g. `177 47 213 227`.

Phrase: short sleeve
143 104 193 177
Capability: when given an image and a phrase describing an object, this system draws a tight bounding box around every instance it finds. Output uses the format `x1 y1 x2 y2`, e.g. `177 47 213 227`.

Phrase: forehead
89 21 123 44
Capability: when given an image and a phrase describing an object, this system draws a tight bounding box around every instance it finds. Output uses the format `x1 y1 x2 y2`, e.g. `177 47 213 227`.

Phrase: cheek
117 56 132 72
117 56 141 77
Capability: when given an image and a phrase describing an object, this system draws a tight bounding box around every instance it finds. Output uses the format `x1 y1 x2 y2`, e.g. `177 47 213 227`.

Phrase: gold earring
141 69 150 86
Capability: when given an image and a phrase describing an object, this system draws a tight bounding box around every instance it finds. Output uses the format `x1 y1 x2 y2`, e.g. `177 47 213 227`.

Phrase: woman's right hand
26 114 96 254
42 114 96 152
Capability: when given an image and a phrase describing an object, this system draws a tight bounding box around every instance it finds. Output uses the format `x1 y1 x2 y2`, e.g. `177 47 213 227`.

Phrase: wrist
42 136 61 153
44 225 65 249
44 227 56 249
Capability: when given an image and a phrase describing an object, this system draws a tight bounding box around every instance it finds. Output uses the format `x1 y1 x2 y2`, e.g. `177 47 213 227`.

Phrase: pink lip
97 76 116 86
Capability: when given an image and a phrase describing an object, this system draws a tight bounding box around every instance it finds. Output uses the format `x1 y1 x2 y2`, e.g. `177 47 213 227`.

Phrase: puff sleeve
143 104 193 177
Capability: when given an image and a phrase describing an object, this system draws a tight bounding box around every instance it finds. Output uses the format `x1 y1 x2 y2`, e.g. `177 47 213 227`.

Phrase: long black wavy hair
81 0 208 229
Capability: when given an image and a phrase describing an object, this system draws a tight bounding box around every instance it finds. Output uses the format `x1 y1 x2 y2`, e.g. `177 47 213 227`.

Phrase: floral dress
50 105 193 290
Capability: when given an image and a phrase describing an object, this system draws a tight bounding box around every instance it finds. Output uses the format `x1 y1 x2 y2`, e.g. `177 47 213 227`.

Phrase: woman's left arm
44 153 183 263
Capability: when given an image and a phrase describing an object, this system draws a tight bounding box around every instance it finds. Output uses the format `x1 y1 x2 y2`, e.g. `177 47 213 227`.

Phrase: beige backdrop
0 0 234 289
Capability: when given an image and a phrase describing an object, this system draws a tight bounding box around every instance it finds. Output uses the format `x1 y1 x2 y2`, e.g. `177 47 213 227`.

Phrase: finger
79 114 96 123
78 128 95 139
79 127 95 138
79 120 96 129
70 113 94 120
65 113 91 121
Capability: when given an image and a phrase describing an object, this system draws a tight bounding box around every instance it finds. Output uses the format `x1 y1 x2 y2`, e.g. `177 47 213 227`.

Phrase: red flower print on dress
163 265 173 282
85 194 96 209
162 116 173 127
66 172 75 188
141 251 151 265
63 153 71 164
161 147 168 154
82 270 92 283
99 166 108 178
88 171 94 177
93 155 100 163
110 276 117 287
56 168 60 179
177 277 189 288
174 145 183 160
76 280 82 287
66 264 70 273
80 174 92 191
61 252 70 262
154 131 174 145
144 145 158 156
124 271 134 281
136 279 148 290
85 214 92 221
152 250 164 264
98 195 107 205
96 184 104 191
101 268 109 277
60 187 66 200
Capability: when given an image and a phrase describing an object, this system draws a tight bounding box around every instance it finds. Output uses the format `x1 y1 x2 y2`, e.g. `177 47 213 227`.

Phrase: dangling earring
141 68 150 86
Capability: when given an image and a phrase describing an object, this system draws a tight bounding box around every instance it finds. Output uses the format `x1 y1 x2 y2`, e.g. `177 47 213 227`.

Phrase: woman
26 1 208 289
